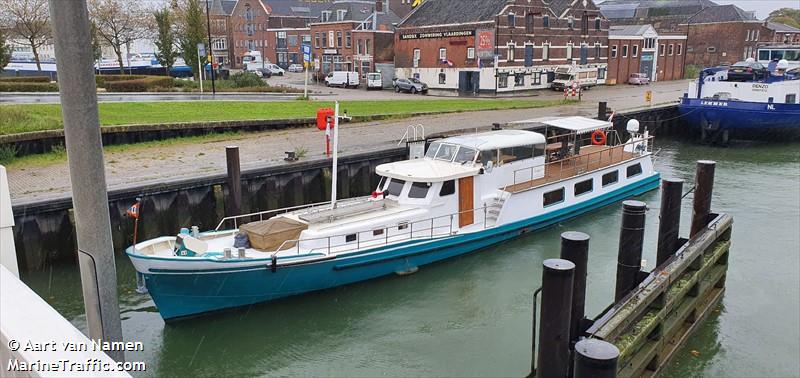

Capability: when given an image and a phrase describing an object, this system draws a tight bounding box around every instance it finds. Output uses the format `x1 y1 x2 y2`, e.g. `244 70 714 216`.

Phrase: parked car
288 64 304 73
727 60 769 82
325 71 360 88
264 63 285 76
628 73 650 85
393 77 428 94
366 72 383 90
252 68 272 78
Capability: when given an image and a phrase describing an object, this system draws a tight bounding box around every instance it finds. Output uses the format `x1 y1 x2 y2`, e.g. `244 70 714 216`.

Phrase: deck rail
215 200 339 231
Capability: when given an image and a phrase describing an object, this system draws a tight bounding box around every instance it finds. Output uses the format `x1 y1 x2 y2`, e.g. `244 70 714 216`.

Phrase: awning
540 116 612 134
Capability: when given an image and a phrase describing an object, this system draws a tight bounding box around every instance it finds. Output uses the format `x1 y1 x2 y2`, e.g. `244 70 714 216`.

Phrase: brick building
208 0 238 67
607 24 685 84
310 0 400 79
682 4 772 67
766 22 800 45
598 0 715 34
394 0 610 93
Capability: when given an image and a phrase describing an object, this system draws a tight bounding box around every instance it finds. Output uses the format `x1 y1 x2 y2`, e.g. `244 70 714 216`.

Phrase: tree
89 0 148 74
0 27 11 72
1 0 51 72
179 0 207 79
767 8 800 29
153 8 177 75
90 21 102 63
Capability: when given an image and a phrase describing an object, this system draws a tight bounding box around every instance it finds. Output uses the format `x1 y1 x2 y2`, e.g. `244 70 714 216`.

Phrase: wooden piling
615 200 647 302
690 160 716 238
536 258 575 378
598 102 608 120
656 178 684 267
225 146 243 216
574 339 619 378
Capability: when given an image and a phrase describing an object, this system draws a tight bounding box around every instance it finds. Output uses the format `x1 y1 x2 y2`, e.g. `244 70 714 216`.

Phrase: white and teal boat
126 116 659 320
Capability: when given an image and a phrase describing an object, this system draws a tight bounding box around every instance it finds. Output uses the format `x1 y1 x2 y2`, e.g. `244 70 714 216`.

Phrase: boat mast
332 101 340 209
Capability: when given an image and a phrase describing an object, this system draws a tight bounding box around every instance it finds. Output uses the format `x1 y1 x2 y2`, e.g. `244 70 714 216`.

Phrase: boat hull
678 98 800 133
130 173 660 320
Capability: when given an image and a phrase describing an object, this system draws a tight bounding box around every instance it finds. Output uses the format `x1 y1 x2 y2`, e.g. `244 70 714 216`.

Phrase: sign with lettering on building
476 29 494 59
399 30 475 40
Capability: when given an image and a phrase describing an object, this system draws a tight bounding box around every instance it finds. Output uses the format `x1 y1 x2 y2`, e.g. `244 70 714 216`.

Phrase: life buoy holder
591 130 607 146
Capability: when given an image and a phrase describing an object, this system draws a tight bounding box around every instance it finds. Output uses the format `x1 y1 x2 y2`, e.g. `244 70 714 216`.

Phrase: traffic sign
197 43 206 57
302 45 312 63
645 90 653 103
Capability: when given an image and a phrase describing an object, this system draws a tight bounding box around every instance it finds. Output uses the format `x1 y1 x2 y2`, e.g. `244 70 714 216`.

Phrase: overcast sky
711 0 798 19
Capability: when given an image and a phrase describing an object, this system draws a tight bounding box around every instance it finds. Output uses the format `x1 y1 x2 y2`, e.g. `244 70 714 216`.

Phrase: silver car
288 64 304 73
628 73 650 85
393 77 428 94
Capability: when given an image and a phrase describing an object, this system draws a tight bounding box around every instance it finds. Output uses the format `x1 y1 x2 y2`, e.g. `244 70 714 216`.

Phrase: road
6 80 689 205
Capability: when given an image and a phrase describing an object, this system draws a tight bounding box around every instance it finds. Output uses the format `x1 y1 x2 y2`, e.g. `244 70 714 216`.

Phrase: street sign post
196 43 206 93
645 90 653 105
302 45 312 99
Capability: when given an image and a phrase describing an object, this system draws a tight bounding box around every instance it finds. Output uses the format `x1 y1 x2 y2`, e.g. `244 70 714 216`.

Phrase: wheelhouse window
425 142 441 158
602 171 618 186
434 144 457 161
499 145 534 164
440 180 455 196
386 179 405 196
543 188 565 207
479 149 498 166
574 179 593 196
408 182 431 199
626 163 642 178
454 147 478 164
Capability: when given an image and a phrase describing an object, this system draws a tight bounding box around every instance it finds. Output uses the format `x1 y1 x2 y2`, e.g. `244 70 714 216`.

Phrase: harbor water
19 138 800 377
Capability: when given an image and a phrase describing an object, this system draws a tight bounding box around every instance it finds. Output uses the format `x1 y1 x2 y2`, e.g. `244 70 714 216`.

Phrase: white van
551 66 598 91
325 71 360 88
366 72 382 90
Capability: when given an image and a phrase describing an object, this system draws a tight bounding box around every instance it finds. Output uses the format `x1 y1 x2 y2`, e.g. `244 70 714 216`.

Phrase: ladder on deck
485 191 510 227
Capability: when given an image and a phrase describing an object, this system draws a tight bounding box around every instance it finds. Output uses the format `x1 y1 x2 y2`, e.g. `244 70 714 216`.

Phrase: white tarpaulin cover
540 116 612 134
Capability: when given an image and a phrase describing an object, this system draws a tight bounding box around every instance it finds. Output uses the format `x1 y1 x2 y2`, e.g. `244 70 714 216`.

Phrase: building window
543 15 549 28
602 170 618 186
574 179 593 196
337 31 342 47
755 30 759 40
659 43 665 56
677 43 682 55
707 46 716 53
622 45 628 58
439 71 446 84
507 43 515 62
632 44 638 57
581 14 588 35
594 43 601 59
322 32 328 48
567 17 574 29
314 33 320 48
745 30 751 41
508 13 516 28
467 47 475 59
611 45 617 58
626 163 642 178
498 73 508 88
337 9 346 21
543 187 565 207
598 67 606 79
321 11 331 22
439 47 446 60
567 43 573 60
356 39 362 54
595 17 601 30
644 38 655 49
345 32 351 48
532 72 541 85
365 39 370 54
515 73 524 86
413 48 420 68
329 31 335 48
526 13 534 34
542 43 550 61
668 44 674 55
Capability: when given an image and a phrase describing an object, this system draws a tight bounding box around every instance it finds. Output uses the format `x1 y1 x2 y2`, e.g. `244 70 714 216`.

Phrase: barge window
398 222 409 230
574 179 593 196
479 149 498 166
500 145 534 164
434 143 458 162
602 171 619 186
345 234 356 242
534 143 545 157
373 229 384 236
626 163 642 178
786 94 797 104
425 142 441 158
408 182 431 198
440 180 455 196
543 188 565 207
454 147 478 164
387 179 406 196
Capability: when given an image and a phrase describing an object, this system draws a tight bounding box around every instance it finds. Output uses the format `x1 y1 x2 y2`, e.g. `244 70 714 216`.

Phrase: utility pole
47 0 124 362
205 0 216 94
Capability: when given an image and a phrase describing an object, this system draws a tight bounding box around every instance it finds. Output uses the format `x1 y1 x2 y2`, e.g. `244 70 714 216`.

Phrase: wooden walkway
505 145 638 193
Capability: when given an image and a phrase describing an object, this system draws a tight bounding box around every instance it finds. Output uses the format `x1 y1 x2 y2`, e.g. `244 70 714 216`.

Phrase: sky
711 0 799 19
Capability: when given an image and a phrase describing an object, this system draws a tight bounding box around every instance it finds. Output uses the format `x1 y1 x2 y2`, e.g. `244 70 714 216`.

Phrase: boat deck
505 145 638 193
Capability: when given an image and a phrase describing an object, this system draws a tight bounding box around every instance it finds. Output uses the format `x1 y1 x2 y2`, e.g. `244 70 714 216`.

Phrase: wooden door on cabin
458 176 474 228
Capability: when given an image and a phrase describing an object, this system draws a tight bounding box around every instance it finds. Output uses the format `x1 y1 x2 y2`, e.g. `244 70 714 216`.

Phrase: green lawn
0 99 563 136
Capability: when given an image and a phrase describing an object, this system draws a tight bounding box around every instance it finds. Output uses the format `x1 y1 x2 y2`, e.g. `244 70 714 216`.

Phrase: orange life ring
591 130 607 146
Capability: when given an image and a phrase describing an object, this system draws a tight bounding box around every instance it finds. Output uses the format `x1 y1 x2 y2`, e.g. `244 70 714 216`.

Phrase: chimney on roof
375 0 383 13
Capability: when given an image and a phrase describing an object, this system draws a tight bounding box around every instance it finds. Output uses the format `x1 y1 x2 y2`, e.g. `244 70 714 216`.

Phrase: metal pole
574 339 619 378
225 146 242 216
690 160 716 238
614 200 647 302
198 47 203 93
48 0 124 362
205 0 216 94
304 63 309 98
656 178 684 267
536 258 575 378
560 231 590 348
331 102 340 208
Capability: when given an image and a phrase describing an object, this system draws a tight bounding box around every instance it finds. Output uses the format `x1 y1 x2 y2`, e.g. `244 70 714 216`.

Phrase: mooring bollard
560 231 590 348
656 178 684 267
690 160 716 238
614 200 647 302
225 146 243 216
597 101 608 121
574 339 620 378
536 258 575 378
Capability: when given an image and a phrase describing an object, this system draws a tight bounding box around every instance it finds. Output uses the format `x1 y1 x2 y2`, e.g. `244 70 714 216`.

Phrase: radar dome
626 119 640 133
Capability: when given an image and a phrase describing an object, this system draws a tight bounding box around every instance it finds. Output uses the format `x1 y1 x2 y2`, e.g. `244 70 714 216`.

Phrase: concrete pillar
559 231 590 347
574 339 619 378
0 166 19 278
536 258 575 378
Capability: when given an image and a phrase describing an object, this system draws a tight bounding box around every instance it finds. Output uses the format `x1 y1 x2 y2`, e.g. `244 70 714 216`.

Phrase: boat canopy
439 129 546 150
376 159 481 182
540 116 612 134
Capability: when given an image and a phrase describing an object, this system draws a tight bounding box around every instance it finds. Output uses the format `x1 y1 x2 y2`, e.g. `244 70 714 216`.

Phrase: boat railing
271 203 502 259
215 200 335 231
506 135 655 191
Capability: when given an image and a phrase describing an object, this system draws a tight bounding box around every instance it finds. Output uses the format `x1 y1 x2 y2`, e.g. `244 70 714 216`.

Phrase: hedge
95 74 150 88
0 76 52 83
104 76 175 92
0 82 59 92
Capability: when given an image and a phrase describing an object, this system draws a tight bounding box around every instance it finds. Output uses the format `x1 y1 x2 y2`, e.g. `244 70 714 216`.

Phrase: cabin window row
480 144 545 166
542 163 642 207
382 178 456 199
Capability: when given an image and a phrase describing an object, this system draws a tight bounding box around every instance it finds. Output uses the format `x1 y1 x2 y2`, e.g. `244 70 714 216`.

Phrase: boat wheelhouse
126 116 659 320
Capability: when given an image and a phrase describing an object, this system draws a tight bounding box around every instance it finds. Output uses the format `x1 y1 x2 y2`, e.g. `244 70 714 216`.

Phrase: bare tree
0 0 51 72
89 0 148 74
